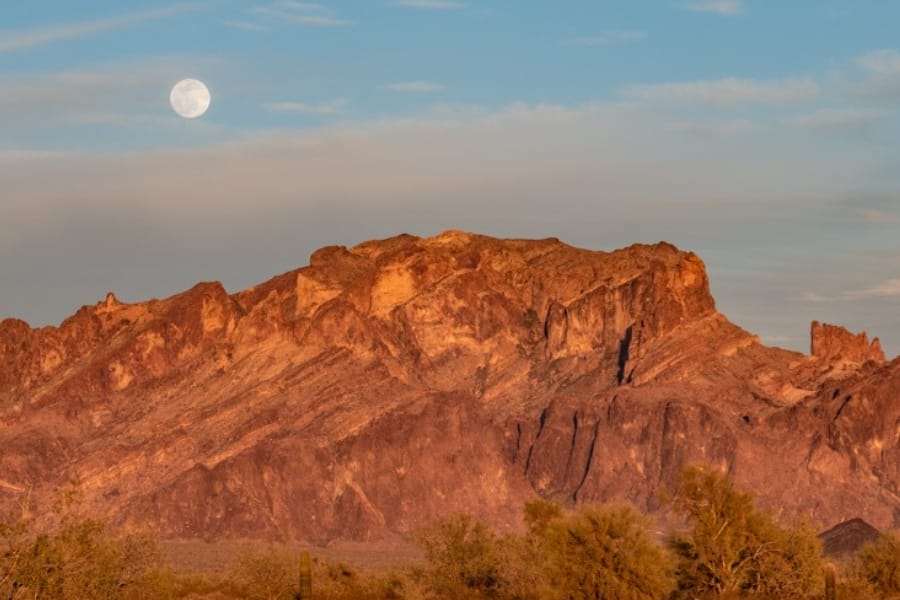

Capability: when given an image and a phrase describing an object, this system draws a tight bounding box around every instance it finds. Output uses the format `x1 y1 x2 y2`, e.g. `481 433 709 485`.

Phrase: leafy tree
416 502 674 600
534 503 675 600
415 513 504 599
852 531 900 597
227 547 298 600
0 510 172 599
667 466 822 599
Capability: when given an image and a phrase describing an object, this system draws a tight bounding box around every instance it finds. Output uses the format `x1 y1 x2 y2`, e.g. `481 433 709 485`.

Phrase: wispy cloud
669 119 753 137
859 209 900 224
564 31 647 46
681 0 743 15
620 77 819 106
854 49 900 102
262 98 347 114
858 49 900 77
223 20 270 32
0 56 223 129
797 273 900 303
845 279 900 299
0 3 204 53
796 291 834 303
0 149 70 162
281 1 326 9
252 2 351 27
823 7 850 19
784 108 889 131
385 81 445 93
392 0 465 9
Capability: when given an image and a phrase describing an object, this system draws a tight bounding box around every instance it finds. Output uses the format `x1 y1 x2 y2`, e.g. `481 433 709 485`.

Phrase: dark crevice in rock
523 444 535 475
572 420 599 502
834 395 853 420
617 325 634 385
564 411 579 481
537 407 548 438
515 422 522 457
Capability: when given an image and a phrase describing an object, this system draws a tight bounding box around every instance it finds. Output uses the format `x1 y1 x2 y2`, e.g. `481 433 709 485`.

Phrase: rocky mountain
0 231 897 543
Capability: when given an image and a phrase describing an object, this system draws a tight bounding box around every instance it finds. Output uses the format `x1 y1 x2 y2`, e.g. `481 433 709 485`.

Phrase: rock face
819 518 882 557
0 232 898 542
811 320 885 366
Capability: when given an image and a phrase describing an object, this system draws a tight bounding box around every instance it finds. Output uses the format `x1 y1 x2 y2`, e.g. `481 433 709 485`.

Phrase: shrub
852 531 900 597
415 513 505 598
667 466 823 599
535 503 675 600
226 547 298 600
0 510 172 599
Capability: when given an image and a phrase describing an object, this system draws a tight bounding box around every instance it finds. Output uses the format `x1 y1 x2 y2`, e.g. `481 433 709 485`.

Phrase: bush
667 466 823 599
0 509 173 599
415 502 674 600
224 546 424 600
534 503 675 600
226 547 298 600
852 531 900 597
415 513 505 599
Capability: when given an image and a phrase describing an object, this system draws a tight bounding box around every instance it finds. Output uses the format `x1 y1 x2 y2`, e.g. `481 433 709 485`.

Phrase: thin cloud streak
393 0 465 8
564 31 647 46
854 49 900 102
280 1 326 9
252 2 352 27
857 49 900 76
0 3 206 52
385 81 445 93
252 7 351 26
0 57 223 127
669 119 753 137
859 209 900 224
784 108 889 130
796 291 834 303
681 0 744 15
262 98 347 114
222 20 270 31
845 279 900 299
621 77 819 106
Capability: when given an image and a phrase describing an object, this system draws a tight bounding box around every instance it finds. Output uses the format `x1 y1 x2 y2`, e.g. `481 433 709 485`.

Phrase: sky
2 1 900 356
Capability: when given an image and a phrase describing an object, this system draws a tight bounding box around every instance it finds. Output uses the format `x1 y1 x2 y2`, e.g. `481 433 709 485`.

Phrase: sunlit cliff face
0 232 897 542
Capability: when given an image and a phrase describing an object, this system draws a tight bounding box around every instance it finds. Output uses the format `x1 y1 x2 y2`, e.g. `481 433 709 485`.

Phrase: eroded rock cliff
0 232 896 541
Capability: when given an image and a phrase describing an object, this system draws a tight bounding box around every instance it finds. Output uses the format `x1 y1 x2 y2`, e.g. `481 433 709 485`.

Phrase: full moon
169 78 211 119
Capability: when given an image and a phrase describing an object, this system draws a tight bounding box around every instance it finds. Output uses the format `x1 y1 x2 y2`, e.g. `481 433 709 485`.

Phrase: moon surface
170 79 211 119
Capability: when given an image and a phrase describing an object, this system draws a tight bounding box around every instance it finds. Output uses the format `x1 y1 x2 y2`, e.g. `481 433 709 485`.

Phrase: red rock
811 320 885 365
0 232 897 542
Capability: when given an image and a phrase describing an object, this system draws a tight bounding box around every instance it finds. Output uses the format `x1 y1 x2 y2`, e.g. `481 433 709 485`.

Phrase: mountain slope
0 231 895 542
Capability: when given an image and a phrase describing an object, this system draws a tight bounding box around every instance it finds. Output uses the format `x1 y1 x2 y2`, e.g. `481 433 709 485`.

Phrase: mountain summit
1 232 896 542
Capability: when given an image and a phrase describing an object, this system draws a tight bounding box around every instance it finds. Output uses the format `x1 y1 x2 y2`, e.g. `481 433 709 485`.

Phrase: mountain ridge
1 231 897 542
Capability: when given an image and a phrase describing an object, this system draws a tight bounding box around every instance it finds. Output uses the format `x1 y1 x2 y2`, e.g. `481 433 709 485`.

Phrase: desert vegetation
2 467 899 599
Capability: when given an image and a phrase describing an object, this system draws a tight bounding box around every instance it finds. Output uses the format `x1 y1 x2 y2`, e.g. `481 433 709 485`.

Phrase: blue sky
2 1 900 355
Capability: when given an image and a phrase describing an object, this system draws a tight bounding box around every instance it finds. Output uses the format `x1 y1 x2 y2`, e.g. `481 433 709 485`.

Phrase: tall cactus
298 550 312 600
824 562 836 600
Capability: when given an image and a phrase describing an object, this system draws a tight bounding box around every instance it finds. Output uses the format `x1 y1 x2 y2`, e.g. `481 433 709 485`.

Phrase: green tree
535 503 675 600
667 466 822 599
415 513 504 599
0 511 172 599
227 547 298 600
852 531 900 597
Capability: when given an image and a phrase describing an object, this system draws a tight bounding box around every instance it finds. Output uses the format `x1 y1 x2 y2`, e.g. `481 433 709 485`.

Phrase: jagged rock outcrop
811 320 885 366
0 232 897 542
